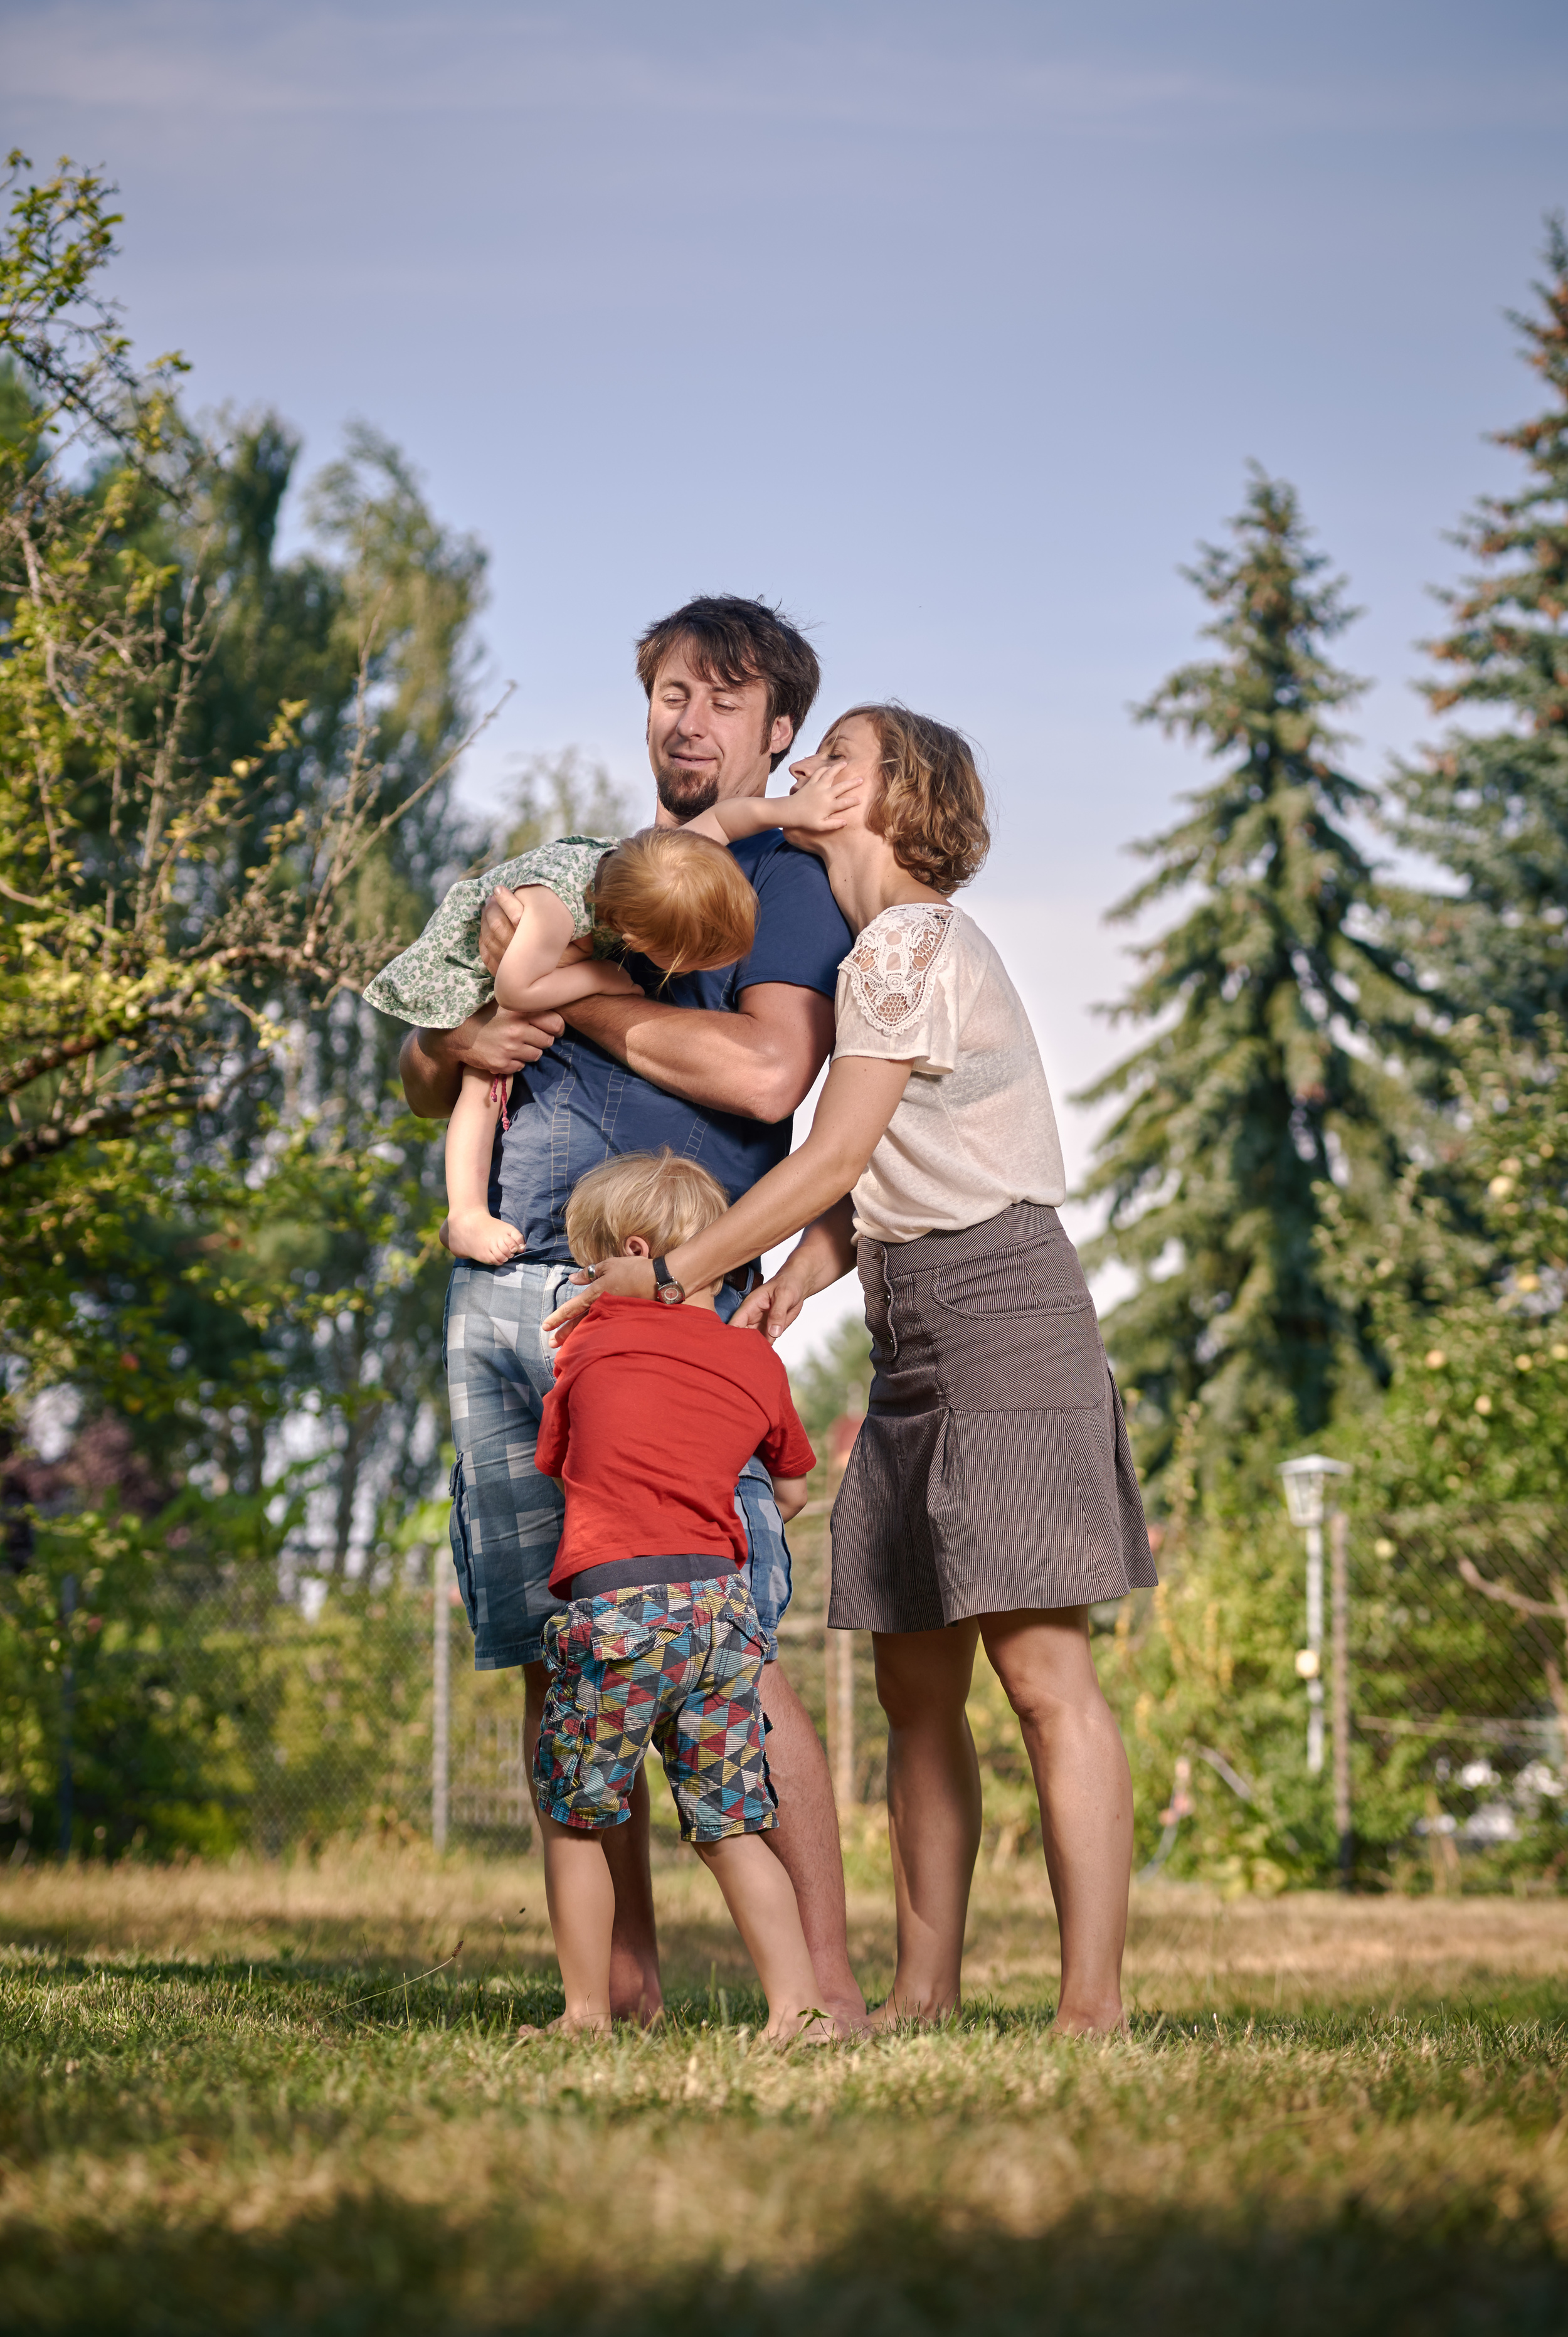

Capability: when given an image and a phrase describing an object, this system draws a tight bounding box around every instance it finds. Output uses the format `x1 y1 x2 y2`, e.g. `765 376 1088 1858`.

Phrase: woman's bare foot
447 1206 525 1265
514 2011 611 2043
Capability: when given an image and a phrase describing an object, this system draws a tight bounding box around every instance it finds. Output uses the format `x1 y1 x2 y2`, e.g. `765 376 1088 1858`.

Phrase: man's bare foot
867 1997 955 2033
447 1206 525 1265
763 2007 838 2045
608 1971 664 2027
612 2001 665 2031
1049 2004 1128 2039
514 2011 610 2043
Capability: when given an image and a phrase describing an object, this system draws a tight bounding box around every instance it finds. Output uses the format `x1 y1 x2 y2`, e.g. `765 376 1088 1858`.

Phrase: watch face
656 1281 684 1306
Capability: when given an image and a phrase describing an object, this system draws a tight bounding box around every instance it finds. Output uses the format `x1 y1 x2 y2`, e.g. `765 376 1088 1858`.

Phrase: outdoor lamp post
1278 1453 1354 1884
1271 1458 1346 1766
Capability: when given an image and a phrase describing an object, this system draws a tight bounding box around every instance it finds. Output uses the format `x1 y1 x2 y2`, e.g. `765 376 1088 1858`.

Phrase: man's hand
398 1000 565 1118
479 884 524 977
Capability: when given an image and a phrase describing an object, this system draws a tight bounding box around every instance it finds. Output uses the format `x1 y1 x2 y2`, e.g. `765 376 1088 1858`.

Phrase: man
400 595 864 2027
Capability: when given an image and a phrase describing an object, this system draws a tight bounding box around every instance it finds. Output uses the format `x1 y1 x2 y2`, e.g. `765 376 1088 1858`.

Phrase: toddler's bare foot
514 2011 611 2043
447 1207 525 1266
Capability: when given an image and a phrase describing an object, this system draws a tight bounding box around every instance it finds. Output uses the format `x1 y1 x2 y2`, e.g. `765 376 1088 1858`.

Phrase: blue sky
6 0 1567 1353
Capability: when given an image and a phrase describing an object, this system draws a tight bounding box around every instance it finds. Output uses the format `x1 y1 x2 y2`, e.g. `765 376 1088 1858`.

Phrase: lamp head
1277 1453 1352 1529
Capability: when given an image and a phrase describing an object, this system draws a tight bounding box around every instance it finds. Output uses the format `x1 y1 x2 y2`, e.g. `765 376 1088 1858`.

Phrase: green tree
1077 473 1431 1493
1327 1013 1568 1512
493 745 632 861
0 155 489 1571
1390 220 1568 1031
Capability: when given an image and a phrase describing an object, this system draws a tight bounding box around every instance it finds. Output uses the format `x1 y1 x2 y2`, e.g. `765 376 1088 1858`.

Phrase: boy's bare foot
447 1206 525 1265
514 2012 611 2043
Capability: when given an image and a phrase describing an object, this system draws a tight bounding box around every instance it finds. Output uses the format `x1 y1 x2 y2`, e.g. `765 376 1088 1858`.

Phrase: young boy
523 1147 837 2042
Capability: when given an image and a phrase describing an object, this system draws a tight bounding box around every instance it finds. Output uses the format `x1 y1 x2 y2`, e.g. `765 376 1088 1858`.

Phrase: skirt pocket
930 1234 1081 1322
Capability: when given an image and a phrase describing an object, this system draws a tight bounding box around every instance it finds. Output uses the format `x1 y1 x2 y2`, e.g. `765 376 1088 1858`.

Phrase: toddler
363 766 860 1264
523 1147 835 2042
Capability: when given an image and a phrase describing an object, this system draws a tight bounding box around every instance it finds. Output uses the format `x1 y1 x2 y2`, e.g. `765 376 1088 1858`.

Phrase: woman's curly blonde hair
836 704 990 894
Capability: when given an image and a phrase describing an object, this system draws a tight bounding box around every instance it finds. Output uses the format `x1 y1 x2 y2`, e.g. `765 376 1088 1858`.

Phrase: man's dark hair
635 595 820 771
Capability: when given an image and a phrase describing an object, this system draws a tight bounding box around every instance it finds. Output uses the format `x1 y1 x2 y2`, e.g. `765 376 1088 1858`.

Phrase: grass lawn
4 1847 1568 2333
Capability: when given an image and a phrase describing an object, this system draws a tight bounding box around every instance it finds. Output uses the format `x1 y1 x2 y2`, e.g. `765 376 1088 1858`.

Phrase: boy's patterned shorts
534 1575 776 1843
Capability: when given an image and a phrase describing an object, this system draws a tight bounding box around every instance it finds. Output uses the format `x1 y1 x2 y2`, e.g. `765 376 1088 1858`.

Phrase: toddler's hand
776 758 864 835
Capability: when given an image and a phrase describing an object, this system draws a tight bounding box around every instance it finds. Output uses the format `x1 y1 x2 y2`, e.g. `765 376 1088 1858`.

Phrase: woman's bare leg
980 1607 1133 2035
870 1621 982 2021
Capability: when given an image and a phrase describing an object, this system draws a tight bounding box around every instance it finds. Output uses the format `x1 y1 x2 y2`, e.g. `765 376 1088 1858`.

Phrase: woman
547 706 1157 2033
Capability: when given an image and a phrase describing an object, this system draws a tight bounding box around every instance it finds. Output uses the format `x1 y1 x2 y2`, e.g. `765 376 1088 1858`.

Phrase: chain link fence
1352 1506 1568 1882
4 1492 1568 1884
0 1550 533 1862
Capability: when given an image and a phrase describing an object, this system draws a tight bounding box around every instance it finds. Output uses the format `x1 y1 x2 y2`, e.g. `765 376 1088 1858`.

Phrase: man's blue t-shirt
492 830 852 1263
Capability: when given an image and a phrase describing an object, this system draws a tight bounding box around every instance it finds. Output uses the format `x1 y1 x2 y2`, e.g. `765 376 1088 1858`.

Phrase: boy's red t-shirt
536 1295 817 1592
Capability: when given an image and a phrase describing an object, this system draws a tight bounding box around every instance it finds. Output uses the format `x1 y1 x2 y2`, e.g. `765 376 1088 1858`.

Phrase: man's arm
563 982 835 1123
398 1001 566 1120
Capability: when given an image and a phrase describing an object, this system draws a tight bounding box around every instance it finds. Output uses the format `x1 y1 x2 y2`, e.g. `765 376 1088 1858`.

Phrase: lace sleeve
834 905 959 1066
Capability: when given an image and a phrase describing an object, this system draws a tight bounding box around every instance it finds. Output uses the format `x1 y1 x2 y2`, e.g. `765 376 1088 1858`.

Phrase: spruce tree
1391 219 1568 1029
1078 473 1431 1491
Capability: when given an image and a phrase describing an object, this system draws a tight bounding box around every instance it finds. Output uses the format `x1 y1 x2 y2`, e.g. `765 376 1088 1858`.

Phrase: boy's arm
757 1385 818 1526
768 1475 809 1525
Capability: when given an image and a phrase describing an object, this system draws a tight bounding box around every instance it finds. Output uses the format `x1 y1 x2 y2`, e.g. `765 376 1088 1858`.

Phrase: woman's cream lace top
831 902 1066 1244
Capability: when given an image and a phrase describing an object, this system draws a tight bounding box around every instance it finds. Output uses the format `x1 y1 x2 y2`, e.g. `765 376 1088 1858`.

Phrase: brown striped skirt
828 1202 1157 1633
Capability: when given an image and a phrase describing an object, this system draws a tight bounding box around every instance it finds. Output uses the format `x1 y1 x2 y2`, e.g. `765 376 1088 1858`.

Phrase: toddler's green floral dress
363 836 620 1029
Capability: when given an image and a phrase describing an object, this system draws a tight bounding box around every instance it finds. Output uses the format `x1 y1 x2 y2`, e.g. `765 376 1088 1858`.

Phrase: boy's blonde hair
564 1147 729 1268
589 827 756 977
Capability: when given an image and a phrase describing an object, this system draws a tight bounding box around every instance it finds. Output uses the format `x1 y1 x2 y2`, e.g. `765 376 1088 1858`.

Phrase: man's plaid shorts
534 1574 776 1842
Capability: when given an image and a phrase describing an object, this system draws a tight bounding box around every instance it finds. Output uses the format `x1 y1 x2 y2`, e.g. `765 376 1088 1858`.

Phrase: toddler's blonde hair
564 1147 729 1268
590 827 756 976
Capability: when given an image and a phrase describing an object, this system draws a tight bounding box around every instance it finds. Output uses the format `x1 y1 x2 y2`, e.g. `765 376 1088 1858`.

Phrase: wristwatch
651 1256 686 1306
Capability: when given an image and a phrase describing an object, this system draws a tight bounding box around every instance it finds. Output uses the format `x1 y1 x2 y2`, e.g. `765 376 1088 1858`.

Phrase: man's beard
654 765 721 820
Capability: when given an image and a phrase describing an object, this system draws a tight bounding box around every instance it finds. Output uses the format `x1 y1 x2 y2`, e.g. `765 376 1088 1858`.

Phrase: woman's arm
493 886 638 1015
543 1054 912 1335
